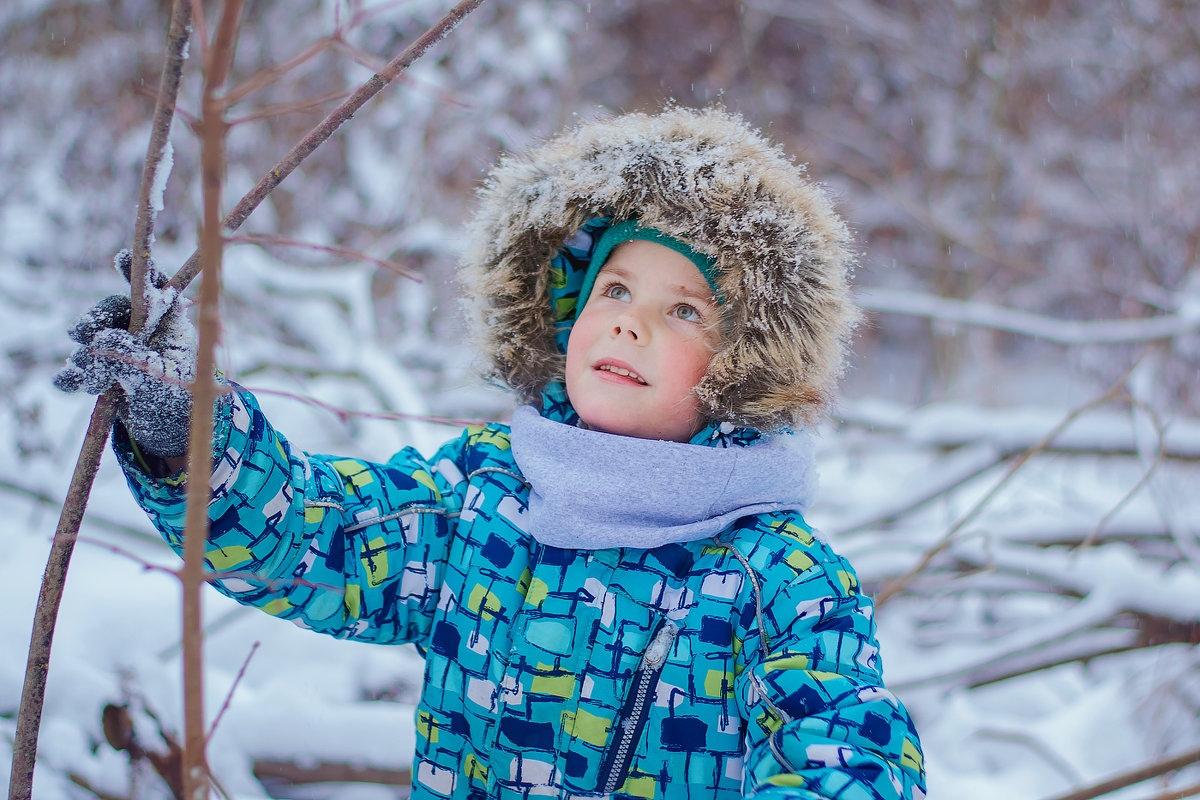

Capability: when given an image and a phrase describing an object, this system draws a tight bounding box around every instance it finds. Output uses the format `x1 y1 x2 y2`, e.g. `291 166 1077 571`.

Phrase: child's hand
54 250 197 459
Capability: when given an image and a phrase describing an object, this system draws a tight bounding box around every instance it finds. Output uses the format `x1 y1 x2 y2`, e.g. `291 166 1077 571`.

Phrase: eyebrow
677 284 719 305
600 264 718 306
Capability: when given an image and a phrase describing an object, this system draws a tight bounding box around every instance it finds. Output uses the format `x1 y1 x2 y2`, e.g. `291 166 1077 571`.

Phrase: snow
857 286 1200 346
149 140 174 215
3 1 1200 799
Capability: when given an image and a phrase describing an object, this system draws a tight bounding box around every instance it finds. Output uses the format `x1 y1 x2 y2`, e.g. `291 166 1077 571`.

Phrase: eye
672 304 701 322
601 282 630 301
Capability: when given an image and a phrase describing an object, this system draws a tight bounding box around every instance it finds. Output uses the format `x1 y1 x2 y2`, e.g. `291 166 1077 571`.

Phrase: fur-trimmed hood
461 107 859 432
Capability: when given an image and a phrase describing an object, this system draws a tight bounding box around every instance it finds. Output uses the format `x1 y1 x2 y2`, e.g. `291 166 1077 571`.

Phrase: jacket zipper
599 619 679 794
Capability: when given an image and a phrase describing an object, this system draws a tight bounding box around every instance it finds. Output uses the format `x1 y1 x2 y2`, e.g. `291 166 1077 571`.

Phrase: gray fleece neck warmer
509 405 818 550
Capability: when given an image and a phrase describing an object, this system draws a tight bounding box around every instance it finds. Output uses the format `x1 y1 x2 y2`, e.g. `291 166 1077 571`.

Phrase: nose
611 309 643 342
612 322 639 341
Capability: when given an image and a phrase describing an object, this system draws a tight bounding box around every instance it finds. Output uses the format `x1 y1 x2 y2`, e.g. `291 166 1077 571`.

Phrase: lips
594 360 647 385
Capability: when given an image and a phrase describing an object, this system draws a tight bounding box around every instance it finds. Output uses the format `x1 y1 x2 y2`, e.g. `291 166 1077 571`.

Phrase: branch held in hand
8 3 193 799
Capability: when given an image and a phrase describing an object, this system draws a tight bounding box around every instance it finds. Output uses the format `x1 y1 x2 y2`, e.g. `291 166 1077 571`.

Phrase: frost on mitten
54 251 198 459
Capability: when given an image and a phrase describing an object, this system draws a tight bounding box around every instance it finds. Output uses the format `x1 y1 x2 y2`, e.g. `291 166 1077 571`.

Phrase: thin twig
244 384 486 428
67 774 126 800
224 37 334 105
227 89 355 127
227 232 418 279
189 0 208 68
1140 781 1200 800
76 536 182 579
7 4 193 799
838 444 1004 535
964 643 1144 689
167 0 489 294
78 533 344 595
1076 398 1166 551
1041 746 1200 800
332 36 389 72
978 728 1082 786
206 642 260 742
221 0 407 106
0 477 160 543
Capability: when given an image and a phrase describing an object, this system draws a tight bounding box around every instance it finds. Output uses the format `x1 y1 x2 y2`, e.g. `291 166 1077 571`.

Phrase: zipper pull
642 620 679 669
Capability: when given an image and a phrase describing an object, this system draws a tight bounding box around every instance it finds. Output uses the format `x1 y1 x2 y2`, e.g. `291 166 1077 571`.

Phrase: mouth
594 361 648 385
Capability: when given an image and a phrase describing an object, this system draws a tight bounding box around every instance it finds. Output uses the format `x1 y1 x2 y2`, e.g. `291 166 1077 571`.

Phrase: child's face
565 240 719 442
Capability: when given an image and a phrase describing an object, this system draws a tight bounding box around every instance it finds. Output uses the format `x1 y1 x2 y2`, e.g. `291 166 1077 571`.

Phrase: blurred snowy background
2 0 1198 798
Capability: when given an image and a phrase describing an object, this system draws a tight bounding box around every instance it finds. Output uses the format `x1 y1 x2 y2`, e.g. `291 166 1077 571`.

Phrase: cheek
564 313 601 382
663 337 714 396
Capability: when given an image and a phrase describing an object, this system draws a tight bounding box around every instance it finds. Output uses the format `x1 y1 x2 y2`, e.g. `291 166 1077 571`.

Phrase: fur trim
460 107 859 431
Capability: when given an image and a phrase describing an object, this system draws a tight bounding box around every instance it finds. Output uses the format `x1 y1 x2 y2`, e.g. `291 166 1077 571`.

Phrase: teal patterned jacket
116 384 926 799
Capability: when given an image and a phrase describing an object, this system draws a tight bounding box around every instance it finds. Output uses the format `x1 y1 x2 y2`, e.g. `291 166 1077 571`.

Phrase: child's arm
57 263 460 646
731 534 926 799
113 384 461 646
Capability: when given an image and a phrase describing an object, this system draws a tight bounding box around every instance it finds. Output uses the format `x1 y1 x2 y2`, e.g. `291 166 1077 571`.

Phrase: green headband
576 219 721 316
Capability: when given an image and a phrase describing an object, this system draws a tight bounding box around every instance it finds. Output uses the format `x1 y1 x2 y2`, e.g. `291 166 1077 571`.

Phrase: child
59 108 926 799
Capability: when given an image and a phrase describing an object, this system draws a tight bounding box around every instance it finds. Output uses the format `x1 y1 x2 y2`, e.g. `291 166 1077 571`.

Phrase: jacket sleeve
732 528 926 799
114 384 469 647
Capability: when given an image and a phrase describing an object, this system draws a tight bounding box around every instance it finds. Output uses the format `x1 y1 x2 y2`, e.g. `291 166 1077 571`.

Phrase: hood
460 106 859 432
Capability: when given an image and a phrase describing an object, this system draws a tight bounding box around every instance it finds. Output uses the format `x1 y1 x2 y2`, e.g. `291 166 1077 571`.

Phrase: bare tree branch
837 444 1004 535
1076 398 1167 551
1042 746 1200 800
180 0 245 794
875 376 1129 606
252 759 411 789
130 0 194 332
857 287 1200 346
835 400 1200 461
7 4 193 798
224 36 334 105
9 394 123 800
67 774 126 800
167 0 489 294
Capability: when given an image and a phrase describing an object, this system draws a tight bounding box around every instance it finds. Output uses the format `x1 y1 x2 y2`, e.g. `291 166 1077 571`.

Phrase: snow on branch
836 398 1200 460
856 287 1200 346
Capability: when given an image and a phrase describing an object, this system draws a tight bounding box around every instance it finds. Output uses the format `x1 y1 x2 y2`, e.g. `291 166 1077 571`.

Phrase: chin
578 409 695 443
579 412 639 439
567 383 700 442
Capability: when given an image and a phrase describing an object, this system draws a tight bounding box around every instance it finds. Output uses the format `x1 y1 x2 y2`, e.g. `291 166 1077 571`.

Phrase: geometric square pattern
117 388 926 799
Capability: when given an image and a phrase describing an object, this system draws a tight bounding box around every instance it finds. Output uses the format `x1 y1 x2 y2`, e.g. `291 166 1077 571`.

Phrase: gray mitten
55 250 197 459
